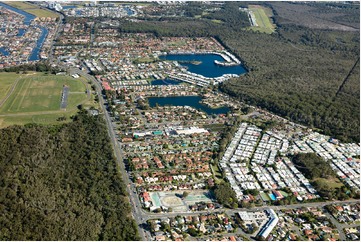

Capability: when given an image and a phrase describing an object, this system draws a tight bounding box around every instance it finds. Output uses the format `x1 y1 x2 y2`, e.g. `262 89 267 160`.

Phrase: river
62 5 77 10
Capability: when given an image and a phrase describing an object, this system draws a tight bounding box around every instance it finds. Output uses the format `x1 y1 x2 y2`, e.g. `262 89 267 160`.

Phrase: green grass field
25 9 59 18
133 57 157 64
211 164 223 184
313 177 344 189
0 72 23 101
0 74 87 113
167 40 187 47
203 123 226 132
211 19 223 24
260 192 271 201
0 113 73 127
4 1 59 18
247 5 276 34
0 72 92 128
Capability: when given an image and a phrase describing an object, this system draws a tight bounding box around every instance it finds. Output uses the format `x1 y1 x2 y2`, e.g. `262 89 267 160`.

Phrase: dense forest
116 1 359 142
269 1 360 30
0 111 139 240
212 182 238 209
291 153 335 180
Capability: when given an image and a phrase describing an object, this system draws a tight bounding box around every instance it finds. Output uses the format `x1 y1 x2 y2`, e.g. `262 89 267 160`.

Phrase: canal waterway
0 2 48 61
151 79 181 85
62 5 77 10
28 26 49 61
124 6 135 16
148 96 230 115
0 47 9 56
0 2 35 24
17 29 26 37
159 53 247 78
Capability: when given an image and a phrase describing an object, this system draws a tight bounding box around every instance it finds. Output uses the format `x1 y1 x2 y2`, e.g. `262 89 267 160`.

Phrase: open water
159 53 247 78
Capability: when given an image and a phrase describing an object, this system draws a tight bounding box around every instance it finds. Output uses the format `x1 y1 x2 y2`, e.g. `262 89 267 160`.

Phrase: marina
159 53 247 78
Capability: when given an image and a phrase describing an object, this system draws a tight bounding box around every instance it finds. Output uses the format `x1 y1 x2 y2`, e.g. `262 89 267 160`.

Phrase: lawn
133 57 157 64
4 1 59 18
0 72 22 101
167 40 187 47
24 9 59 18
313 177 344 189
211 19 223 24
0 73 93 128
211 164 223 183
67 93 88 108
260 192 271 201
0 112 74 128
0 73 88 114
203 123 226 132
247 5 276 34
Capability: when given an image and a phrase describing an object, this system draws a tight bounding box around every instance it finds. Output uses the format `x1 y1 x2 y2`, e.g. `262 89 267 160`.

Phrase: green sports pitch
0 72 87 113
0 72 92 127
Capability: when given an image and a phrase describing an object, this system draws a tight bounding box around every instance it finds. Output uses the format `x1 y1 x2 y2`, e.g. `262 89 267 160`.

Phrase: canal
0 2 35 24
151 79 181 85
28 26 49 61
0 47 9 56
0 2 49 61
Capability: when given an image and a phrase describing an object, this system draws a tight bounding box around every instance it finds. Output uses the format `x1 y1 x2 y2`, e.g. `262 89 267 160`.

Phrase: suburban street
140 199 360 219
69 66 360 241
72 68 361 242
323 208 360 241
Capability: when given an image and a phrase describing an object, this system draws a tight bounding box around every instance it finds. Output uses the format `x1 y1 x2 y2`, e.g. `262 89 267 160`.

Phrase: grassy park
313 177 344 189
0 72 94 128
0 72 21 101
4 1 59 18
247 5 276 34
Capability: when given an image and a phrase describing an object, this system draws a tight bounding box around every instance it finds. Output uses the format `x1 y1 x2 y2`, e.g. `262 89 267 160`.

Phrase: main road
69 68 149 240
142 199 360 220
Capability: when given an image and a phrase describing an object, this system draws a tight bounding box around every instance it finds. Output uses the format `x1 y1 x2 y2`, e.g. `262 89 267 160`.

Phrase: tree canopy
291 153 335 180
0 111 139 240
213 182 238 208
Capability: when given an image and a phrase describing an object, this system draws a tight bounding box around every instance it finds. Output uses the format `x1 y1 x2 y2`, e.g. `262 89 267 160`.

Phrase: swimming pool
268 193 277 201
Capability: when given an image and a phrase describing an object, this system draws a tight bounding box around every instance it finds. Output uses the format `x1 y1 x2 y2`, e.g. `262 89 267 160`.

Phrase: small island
178 60 202 65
